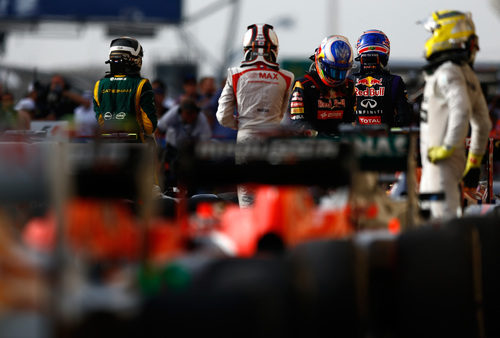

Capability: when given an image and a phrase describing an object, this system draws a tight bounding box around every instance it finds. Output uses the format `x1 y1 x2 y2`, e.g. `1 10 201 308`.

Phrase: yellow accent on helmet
423 10 478 60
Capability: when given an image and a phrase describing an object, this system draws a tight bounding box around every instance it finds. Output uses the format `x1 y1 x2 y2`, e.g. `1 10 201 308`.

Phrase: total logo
356 76 383 87
358 116 382 125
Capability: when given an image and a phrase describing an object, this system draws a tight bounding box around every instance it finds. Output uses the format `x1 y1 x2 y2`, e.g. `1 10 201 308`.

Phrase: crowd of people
0 72 235 141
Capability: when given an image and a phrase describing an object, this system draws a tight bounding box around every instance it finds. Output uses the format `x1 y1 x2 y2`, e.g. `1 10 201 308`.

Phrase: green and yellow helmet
423 10 478 62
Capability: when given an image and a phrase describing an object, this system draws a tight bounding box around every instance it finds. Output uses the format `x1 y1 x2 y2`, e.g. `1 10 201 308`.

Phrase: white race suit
419 60 492 219
216 62 294 207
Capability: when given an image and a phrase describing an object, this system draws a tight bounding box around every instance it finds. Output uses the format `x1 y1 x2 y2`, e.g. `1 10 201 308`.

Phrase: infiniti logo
360 99 377 109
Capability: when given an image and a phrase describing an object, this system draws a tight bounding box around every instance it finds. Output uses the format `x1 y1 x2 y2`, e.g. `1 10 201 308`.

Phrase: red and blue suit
287 68 355 136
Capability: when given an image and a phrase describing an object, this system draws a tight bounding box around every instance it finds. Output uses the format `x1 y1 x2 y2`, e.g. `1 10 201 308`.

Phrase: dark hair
152 79 166 94
152 79 166 90
182 74 197 85
179 98 200 114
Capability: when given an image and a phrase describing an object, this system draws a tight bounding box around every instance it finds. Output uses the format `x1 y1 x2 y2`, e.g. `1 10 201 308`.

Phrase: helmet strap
360 53 382 72
106 58 141 76
424 50 469 73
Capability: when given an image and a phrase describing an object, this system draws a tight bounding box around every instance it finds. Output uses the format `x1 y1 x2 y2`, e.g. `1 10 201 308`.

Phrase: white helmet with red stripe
241 23 279 68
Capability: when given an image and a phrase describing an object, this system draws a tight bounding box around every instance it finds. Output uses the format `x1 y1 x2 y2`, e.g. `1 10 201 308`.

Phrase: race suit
287 68 355 136
216 62 294 207
419 60 491 219
351 70 412 128
93 73 157 143
94 73 160 194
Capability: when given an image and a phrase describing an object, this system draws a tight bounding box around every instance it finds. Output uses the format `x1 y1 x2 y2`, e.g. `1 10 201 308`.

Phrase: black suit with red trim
288 69 355 136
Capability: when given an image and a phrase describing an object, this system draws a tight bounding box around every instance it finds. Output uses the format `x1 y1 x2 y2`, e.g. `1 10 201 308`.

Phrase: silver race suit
419 60 491 219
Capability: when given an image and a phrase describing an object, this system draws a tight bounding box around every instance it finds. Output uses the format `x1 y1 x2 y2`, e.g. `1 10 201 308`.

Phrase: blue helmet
356 30 390 67
314 35 353 87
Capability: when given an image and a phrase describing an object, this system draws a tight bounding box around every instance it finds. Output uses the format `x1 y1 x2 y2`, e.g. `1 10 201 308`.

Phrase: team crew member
216 23 294 207
157 98 212 190
93 36 157 143
419 10 491 219
351 30 412 128
287 35 355 136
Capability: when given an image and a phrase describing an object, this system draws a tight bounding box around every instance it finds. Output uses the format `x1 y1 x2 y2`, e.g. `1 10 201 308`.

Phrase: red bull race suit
351 70 412 128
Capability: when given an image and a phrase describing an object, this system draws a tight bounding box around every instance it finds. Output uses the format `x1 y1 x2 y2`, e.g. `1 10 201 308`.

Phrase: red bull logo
317 98 346 109
333 98 346 107
318 100 331 108
356 76 383 87
355 86 385 97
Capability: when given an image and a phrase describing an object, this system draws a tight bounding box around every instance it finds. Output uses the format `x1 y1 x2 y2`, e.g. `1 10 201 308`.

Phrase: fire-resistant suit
216 63 294 207
419 60 491 219
351 70 412 127
287 67 355 136
93 74 157 143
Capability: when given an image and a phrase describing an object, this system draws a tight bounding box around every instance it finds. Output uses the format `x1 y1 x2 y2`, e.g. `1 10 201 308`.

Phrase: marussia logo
259 72 278 80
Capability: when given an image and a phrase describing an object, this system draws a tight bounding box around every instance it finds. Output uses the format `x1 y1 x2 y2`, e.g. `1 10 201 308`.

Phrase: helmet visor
320 59 348 81
110 37 138 48
327 67 347 81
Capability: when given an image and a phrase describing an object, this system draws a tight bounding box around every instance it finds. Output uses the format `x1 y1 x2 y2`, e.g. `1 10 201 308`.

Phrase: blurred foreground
0 128 499 338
